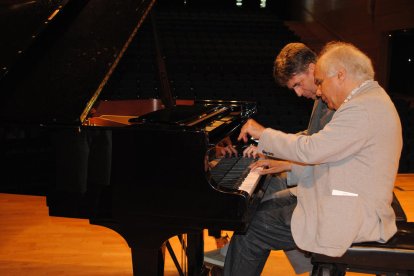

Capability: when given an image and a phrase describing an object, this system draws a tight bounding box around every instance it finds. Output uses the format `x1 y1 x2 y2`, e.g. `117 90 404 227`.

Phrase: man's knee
262 187 295 202
284 249 313 274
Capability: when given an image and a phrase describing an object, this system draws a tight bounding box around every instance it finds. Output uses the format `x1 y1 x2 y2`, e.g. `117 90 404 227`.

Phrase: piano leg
187 231 205 276
130 234 205 276
91 221 203 275
131 245 165 276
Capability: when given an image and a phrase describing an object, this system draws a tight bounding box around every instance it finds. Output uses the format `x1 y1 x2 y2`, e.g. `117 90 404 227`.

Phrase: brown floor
0 174 413 275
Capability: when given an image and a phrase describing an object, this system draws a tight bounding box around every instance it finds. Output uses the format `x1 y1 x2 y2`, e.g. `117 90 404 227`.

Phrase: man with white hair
223 42 403 276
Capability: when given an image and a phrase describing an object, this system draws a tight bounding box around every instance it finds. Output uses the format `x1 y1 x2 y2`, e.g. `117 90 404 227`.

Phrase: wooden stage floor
0 174 413 275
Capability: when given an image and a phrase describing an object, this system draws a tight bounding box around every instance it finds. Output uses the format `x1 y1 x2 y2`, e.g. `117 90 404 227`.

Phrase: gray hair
318 41 375 81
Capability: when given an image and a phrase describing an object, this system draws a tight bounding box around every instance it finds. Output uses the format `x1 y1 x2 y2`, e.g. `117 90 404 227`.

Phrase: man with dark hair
205 42 334 274
274 42 318 86
243 42 334 188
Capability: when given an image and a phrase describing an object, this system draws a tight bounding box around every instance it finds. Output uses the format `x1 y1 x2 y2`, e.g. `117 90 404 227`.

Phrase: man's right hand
249 159 292 175
237 119 265 143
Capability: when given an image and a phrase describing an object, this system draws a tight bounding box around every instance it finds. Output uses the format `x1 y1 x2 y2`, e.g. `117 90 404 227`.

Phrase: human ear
337 67 346 81
308 63 315 73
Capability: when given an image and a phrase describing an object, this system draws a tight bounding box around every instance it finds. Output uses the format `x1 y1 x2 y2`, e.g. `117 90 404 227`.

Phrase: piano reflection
0 0 271 275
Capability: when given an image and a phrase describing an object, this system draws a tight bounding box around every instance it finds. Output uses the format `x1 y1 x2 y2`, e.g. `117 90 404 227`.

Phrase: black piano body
49 98 268 275
0 0 271 275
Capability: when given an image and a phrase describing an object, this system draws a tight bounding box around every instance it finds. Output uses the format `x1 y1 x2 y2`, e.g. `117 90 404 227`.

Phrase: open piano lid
0 0 155 125
129 104 230 125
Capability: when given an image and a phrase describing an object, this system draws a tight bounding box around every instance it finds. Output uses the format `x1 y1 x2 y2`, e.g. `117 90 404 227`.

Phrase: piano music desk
0 174 413 275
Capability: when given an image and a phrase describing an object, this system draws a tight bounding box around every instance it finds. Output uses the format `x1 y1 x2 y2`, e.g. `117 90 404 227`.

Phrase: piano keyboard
210 157 263 195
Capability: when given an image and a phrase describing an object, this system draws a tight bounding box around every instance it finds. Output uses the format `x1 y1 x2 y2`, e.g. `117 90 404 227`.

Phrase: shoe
204 243 229 267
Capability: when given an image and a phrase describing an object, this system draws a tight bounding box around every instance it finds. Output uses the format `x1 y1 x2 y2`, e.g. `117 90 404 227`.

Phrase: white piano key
238 167 263 195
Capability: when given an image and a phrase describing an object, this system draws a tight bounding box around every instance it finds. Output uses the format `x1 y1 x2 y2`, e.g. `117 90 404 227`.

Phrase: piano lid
0 0 155 125
130 104 230 126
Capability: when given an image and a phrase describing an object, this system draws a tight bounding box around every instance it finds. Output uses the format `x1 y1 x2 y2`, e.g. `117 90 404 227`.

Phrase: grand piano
0 0 271 275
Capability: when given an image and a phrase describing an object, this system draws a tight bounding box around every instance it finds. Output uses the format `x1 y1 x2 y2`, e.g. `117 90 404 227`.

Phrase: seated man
205 43 335 273
222 41 403 276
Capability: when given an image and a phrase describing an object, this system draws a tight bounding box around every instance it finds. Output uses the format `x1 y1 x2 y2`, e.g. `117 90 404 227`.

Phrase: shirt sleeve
257 103 370 165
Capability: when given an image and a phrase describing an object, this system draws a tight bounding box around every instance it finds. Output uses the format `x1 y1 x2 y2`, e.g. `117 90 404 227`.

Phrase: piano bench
310 221 414 276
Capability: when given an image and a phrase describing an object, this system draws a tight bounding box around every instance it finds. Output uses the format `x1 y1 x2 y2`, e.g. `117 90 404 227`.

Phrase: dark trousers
223 192 297 276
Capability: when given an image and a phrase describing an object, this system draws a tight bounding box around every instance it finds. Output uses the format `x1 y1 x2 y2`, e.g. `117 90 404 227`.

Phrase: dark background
1 0 413 195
